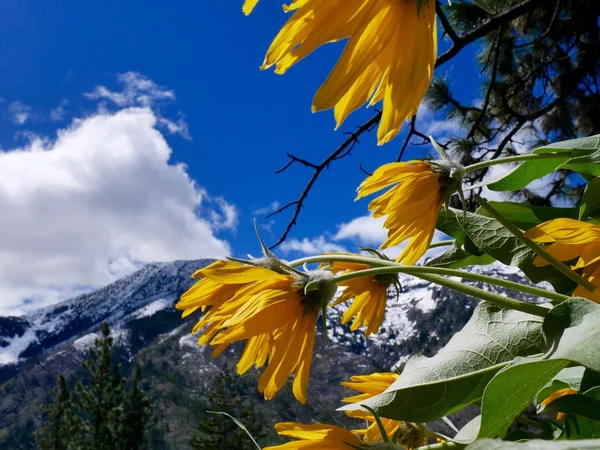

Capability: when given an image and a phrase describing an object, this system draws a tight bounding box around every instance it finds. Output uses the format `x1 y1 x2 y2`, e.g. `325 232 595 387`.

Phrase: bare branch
268 112 382 249
436 1 460 44
468 27 503 140
275 153 319 173
436 0 545 68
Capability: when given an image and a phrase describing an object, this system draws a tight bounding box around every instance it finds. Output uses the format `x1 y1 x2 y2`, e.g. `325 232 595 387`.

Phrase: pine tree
74 322 125 450
34 374 82 450
190 364 267 450
115 363 153 450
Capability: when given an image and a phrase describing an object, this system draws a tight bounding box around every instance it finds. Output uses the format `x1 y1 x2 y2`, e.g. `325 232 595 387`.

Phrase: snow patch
72 329 129 352
133 298 171 319
0 328 38 365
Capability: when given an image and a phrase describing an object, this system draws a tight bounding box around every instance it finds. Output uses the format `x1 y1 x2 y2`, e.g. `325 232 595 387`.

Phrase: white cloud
253 201 281 216
334 215 387 245
85 72 190 139
50 100 68 122
334 215 449 261
0 107 232 316
279 236 347 255
85 72 175 107
417 103 463 142
8 101 31 125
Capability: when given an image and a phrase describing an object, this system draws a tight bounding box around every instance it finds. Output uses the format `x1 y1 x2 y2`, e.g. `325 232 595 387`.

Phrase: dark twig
359 164 373 177
268 112 382 249
436 0 544 68
396 116 430 162
436 1 461 44
275 153 319 173
468 27 504 140
514 0 561 49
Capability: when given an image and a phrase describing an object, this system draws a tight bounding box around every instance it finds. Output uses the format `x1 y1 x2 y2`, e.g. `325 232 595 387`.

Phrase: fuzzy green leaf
476 298 600 440
466 439 600 449
487 135 600 192
580 177 600 220
339 303 544 423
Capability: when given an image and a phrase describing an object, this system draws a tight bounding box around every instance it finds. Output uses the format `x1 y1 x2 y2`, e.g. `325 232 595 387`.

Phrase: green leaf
466 439 600 449
472 0 496 14
541 388 600 421
426 242 496 269
457 210 576 294
564 387 600 439
487 135 600 192
580 178 600 220
476 202 579 230
339 303 544 423
558 150 600 177
535 366 585 404
478 358 570 439
476 298 600 440
454 416 482 444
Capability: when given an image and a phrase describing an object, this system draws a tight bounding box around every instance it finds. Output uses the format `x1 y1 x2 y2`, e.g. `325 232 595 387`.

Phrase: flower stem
464 152 572 174
416 442 463 449
475 195 597 293
289 255 568 304
329 266 550 317
429 240 454 249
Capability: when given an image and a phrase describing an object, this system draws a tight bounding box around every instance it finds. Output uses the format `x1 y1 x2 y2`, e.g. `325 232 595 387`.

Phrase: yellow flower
176 260 336 403
242 0 258 15
261 0 437 145
341 372 405 443
356 161 445 264
263 422 364 450
327 257 398 336
539 387 578 420
524 218 600 301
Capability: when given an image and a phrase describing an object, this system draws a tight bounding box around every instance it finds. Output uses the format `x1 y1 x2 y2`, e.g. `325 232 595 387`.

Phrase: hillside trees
34 322 153 450
190 364 268 450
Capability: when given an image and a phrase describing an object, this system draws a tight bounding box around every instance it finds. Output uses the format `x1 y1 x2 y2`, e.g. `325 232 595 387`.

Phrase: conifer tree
115 363 153 450
34 374 82 450
190 364 267 450
74 322 125 449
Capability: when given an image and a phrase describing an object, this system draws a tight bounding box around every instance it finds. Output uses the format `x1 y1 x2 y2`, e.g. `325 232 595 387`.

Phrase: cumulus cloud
0 107 233 316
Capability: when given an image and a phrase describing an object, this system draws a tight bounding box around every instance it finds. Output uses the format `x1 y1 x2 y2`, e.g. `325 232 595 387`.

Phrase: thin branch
436 1 460 44
436 0 545 68
268 112 382 249
468 27 503 140
275 153 319 173
396 116 430 162
514 0 561 49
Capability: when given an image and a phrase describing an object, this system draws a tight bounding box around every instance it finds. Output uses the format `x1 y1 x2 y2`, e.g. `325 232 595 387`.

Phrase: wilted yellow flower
263 422 364 450
341 372 405 442
524 218 600 301
356 160 447 264
176 260 337 403
262 0 437 145
242 0 258 15
539 387 578 420
327 257 399 336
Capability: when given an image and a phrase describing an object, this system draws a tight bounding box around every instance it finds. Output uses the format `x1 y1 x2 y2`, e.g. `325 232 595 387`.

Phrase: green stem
429 240 454 249
289 255 568 304
475 195 597 293
417 442 463 450
329 267 550 317
464 152 572 174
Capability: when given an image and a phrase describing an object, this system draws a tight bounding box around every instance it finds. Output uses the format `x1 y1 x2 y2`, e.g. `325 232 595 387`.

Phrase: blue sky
0 1 483 314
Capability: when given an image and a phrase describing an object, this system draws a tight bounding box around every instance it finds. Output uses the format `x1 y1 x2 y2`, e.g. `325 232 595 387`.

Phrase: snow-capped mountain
0 259 544 449
0 259 211 370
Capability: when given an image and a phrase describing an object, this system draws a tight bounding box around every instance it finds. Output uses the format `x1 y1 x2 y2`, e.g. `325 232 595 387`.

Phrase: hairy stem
289 254 568 304
464 152 574 174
